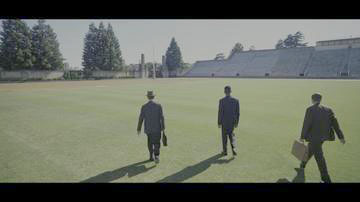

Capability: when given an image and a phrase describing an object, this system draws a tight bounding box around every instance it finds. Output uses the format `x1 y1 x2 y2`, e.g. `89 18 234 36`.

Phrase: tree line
0 19 64 71
0 19 185 73
0 19 308 72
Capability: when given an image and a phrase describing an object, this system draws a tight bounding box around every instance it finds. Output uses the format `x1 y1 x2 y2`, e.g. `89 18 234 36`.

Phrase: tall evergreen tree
82 22 125 71
104 23 123 71
165 37 183 71
82 23 99 71
95 22 107 70
0 19 34 70
31 20 64 70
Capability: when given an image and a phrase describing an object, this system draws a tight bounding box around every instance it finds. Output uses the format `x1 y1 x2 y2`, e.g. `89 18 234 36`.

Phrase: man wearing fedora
137 91 165 164
299 93 345 183
218 86 240 156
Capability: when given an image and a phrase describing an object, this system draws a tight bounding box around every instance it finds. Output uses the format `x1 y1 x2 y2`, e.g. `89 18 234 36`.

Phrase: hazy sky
1 19 360 69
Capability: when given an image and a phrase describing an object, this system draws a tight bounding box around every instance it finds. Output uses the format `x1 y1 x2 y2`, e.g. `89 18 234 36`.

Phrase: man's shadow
81 160 156 183
276 168 305 183
157 154 234 183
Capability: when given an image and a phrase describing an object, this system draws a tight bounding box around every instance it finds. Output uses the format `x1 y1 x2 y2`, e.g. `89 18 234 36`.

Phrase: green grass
0 78 359 182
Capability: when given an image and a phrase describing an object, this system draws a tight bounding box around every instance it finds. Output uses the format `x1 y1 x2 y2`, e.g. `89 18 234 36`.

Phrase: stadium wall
0 70 64 81
91 70 127 79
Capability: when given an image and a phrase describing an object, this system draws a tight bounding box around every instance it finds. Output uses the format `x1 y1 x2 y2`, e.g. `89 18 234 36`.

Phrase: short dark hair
224 86 231 92
311 93 322 102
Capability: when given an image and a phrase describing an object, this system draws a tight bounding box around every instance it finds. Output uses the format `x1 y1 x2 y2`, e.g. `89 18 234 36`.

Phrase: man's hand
340 138 345 145
234 124 238 128
137 130 140 135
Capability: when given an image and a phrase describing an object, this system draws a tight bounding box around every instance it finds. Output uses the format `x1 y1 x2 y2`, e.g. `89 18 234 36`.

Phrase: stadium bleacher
240 50 279 76
183 46 360 78
306 49 349 77
349 48 360 77
271 47 314 77
214 52 255 77
185 60 226 77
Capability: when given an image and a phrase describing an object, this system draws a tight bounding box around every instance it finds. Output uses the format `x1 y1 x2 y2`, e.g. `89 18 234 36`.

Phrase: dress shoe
155 156 159 164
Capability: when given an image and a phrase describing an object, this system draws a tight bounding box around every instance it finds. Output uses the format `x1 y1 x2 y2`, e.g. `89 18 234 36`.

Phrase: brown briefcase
291 140 309 162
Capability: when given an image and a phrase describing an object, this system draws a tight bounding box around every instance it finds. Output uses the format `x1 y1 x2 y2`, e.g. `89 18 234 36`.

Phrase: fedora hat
146 91 155 97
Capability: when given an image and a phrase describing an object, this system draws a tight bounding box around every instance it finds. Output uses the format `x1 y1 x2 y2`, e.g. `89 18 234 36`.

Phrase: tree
165 37 183 71
276 31 308 49
214 53 225 60
104 23 124 71
275 39 285 49
229 42 244 58
31 20 64 70
82 23 99 71
0 19 34 70
95 22 107 70
82 22 124 71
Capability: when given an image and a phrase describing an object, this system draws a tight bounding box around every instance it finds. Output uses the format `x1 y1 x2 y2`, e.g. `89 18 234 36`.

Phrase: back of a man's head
224 86 231 95
311 93 322 104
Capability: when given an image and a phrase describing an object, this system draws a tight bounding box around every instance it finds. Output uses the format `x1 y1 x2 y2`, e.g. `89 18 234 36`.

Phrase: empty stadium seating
349 48 360 77
214 52 255 77
240 50 279 76
183 47 360 78
185 60 226 77
271 47 314 76
306 49 349 77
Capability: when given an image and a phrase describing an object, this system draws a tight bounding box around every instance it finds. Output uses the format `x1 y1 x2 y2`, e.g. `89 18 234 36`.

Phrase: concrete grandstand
184 37 360 78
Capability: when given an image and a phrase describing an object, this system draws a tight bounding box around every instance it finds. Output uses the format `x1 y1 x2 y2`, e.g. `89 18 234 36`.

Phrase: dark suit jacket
301 104 344 142
137 101 165 134
218 96 240 130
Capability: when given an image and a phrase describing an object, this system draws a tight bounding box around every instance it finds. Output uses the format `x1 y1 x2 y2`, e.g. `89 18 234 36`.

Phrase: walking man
137 91 165 164
218 86 240 156
299 93 345 183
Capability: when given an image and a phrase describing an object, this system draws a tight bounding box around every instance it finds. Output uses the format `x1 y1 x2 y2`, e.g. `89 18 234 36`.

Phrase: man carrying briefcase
137 91 165 164
299 93 345 183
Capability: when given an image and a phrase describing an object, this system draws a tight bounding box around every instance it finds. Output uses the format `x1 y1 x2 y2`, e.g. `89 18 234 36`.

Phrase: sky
1 19 360 69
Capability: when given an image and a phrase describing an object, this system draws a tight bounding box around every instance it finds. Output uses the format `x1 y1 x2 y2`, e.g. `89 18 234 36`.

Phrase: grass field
0 78 359 182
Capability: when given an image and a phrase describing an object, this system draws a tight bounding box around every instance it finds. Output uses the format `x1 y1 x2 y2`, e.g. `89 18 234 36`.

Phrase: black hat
147 91 155 97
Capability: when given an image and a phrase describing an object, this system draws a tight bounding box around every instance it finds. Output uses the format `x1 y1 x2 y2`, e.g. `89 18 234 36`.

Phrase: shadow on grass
81 159 156 183
157 154 235 183
277 168 305 183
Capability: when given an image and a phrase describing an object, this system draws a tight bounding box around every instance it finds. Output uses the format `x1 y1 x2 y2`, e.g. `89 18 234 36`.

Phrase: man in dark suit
218 86 240 156
137 91 165 164
299 93 345 183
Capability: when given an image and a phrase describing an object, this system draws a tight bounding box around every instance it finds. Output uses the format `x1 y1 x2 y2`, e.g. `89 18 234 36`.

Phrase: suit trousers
301 141 331 182
146 133 161 157
222 127 236 152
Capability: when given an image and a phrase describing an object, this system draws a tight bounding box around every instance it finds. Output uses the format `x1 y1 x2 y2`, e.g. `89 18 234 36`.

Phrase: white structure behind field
184 38 360 78
0 71 64 81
